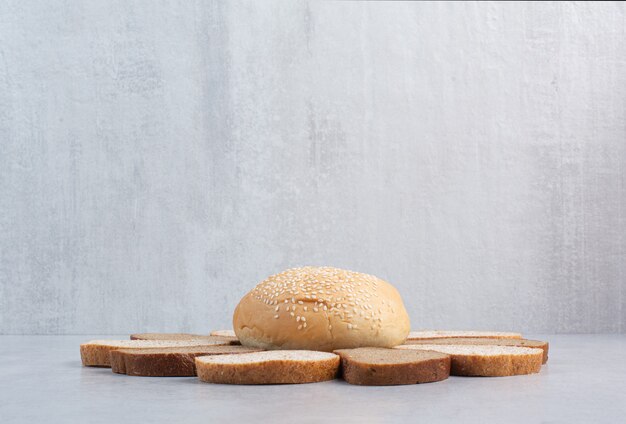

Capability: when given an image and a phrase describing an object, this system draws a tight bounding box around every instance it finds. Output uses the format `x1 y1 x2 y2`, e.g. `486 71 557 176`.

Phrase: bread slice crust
130 333 239 345
110 345 263 376
196 350 340 384
403 337 549 364
395 344 543 377
80 340 230 367
407 330 522 340
210 330 236 338
334 347 450 386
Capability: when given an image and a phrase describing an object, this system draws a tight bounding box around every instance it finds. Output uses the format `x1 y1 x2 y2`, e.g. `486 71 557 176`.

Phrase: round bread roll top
233 266 410 351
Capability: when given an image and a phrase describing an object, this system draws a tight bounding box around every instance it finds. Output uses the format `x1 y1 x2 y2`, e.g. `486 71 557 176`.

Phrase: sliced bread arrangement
334 347 451 386
196 350 340 384
80 266 549 385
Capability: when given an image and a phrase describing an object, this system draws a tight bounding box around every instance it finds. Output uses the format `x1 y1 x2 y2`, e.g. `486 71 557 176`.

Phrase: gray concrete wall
1 1 625 334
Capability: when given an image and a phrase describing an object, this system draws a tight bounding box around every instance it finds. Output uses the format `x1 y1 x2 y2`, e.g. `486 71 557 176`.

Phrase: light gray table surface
1 335 624 423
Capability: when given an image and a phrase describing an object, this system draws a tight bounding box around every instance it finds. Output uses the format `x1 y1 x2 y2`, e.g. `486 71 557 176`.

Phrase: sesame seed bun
233 266 411 351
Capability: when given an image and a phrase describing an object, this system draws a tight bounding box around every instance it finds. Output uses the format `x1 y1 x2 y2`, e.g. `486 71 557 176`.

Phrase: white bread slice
407 330 522 340
210 330 236 338
196 350 340 384
395 344 542 376
80 339 229 367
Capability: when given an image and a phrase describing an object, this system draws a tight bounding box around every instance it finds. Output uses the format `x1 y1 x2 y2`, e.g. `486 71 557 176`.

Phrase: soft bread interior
196 350 337 364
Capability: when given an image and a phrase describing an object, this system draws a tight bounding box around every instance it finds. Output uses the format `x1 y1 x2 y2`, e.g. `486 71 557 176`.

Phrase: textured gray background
1 1 625 335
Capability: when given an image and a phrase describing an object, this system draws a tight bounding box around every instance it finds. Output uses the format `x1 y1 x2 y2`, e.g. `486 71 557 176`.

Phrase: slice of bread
110 345 263 376
407 330 522 340
196 350 340 384
395 344 542 376
80 340 230 367
210 330 236 338
130 333 240 345
333 347 450 386
403 337 549 364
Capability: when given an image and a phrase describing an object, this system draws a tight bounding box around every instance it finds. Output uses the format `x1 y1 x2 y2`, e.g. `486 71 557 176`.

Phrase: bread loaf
233 266 410 351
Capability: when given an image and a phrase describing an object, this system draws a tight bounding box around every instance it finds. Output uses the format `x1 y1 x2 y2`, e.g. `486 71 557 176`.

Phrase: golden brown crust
196 352 340 384
233 267 410 351
403 338 549 364
110 346 263 376
334 347 450 385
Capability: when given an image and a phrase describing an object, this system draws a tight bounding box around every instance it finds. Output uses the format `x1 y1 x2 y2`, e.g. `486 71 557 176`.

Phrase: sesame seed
290 312 295 317
304 306 308 311
303 322 307 328
275 306 279 311
274 315 279 319
298 300 303 305
297 325 302 330
301 317 306 322
296 316 301 322
313 307 319 312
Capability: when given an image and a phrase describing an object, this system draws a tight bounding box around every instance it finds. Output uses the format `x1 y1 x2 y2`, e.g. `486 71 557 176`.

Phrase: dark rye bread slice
80 340 230 367
403 337 549 364
333 347 450 386
130 333 240 345
110 345 263 376
196 350 340 384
